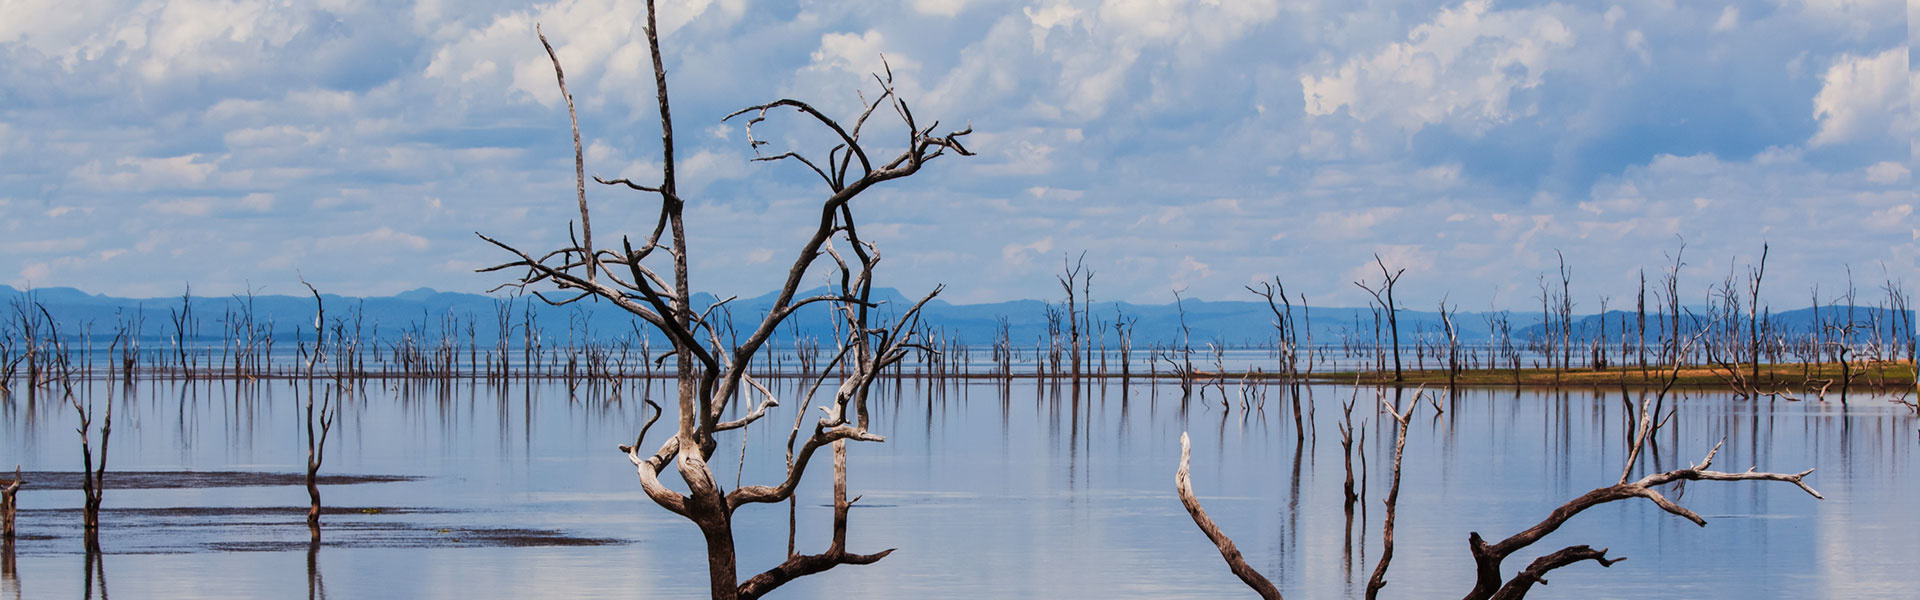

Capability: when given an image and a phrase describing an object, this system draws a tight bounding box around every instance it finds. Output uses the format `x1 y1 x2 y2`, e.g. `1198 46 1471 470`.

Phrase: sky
0 0 1911 310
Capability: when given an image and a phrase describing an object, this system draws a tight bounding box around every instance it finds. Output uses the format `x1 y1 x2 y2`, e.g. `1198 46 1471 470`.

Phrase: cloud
0 0 1905 306
911 0 969 18
1809 48 1909 147
1170 255 1211 289
1001 237 1055 267
316 227 430 252
1312 206 1401 240
1711 6 1739 32
1300 0 1574 135
71 154 218 191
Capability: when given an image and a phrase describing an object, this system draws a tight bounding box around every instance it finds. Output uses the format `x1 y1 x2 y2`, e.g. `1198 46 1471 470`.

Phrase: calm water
0 378 1913 598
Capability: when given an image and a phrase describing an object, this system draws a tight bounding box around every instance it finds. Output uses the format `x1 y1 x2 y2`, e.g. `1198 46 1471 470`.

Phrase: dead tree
169 285 194 379
1747 243 1768 385
1057 253 1089 382
1249 278 1304 439
1175 433 1282 600
1439 301 1461 387
52 332 109 553
301 280 337 541
481 15 970 599
1367 393 1418 600
0 328 18 396
1555 251 1573 370
1181 315 1821 600
304 383 337 541
1354 255 1405 382
1 467 18 540
1155 290 1198 403
1663 242 1686 367
1461 439 1818 600
1248 278 1298 379
1636 269 1647 374
1460 317 1815 600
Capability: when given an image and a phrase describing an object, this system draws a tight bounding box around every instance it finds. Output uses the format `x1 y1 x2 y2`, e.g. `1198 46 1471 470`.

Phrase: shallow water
1 378 1913 598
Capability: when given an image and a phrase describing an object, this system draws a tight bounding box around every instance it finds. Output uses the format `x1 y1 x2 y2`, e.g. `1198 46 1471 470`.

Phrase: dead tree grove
480 10 972 599
1176 331 1823 599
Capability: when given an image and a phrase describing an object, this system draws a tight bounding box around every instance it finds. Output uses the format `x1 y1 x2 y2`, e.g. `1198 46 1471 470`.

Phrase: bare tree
1181 318 1823 600
1248 277 1298 380
1747 243 1767 385
1438 301 1461 387
1460 318 1815 599
1155 290 1198 403
51 323 109 553
1250 278 1308 438
1663 242 1686 367
1057 252 1089 382
480 13 971 598
1354 255 1406 382
303 383 337 542
1462 438 1818 600
1366 392 1418 599
169 285 194 379
301 281 338 541
0 467 18 540
1175 432 1282 600
1555 250 1573 370
1636 269 1647 374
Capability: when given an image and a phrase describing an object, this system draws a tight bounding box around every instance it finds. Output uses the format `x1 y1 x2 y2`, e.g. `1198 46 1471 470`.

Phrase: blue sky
0 0 1910 309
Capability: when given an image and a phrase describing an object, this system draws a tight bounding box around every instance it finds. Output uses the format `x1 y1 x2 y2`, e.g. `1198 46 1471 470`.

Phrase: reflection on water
2 539 16 600
0 378 1913 598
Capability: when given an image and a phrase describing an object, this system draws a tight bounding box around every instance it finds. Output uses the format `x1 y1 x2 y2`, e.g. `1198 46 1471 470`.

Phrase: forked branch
1463 440 1822 599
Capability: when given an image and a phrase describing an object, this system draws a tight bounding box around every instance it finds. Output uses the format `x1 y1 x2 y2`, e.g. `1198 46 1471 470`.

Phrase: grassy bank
1296 361 1915 389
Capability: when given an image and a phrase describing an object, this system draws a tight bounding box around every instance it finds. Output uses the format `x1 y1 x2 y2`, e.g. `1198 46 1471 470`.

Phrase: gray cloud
0 0 1908 309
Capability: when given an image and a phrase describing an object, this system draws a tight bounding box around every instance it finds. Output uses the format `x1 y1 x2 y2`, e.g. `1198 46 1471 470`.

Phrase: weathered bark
1487 545 1622 600
737 441 894 599
1058 253 1087 382
500 6 971 595
45 317 110 553
300 282 334 541
304 384 334 541
1354 255 1405 382
1461 441 1820 600
1366 395 1416 599
1748 243 1767 385
1175 433 1282 600
0 467 18 540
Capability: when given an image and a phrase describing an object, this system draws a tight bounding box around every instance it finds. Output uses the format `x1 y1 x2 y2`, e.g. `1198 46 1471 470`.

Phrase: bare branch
1176 432 1283 600
538 24 593 284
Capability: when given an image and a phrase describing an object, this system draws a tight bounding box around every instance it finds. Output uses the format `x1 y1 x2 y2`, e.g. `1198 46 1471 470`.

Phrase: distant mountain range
0 285 1907 348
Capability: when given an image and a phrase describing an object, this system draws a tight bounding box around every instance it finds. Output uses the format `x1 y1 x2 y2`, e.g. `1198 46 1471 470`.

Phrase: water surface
1 378 1912 598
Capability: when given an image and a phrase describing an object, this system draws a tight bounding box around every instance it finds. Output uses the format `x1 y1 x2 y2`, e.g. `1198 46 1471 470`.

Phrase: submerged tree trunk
0 468 18 540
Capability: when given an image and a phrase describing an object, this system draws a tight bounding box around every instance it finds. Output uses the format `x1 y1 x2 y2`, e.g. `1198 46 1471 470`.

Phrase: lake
1 377 1913 598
